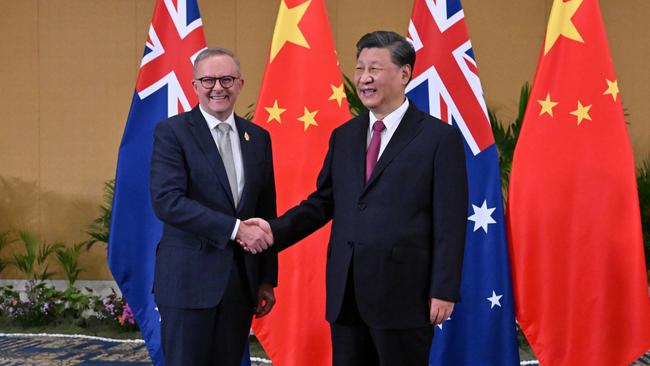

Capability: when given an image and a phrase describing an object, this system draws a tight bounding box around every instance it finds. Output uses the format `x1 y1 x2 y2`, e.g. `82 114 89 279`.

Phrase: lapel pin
244 132 250 141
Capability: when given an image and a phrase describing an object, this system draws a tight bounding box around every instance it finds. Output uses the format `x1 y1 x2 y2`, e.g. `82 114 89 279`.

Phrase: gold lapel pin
244 132 250 141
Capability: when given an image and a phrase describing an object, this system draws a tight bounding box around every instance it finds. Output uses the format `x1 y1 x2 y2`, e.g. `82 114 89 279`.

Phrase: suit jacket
271 102 467 329
150 106 278 309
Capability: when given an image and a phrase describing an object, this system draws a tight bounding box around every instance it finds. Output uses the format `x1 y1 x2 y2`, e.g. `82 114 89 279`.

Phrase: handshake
235 218 274 254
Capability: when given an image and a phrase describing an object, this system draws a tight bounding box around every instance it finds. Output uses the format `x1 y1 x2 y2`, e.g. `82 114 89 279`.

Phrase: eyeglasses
195 76 239 89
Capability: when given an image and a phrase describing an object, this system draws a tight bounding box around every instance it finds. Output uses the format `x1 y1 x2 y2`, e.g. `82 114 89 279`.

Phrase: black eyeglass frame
195 76 239 89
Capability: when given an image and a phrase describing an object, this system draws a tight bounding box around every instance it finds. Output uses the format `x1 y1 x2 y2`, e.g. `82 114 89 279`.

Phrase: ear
192 79 200 94
401 64 412 85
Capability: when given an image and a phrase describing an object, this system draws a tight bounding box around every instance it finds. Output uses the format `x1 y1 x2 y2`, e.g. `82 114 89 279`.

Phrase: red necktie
365 120 386 182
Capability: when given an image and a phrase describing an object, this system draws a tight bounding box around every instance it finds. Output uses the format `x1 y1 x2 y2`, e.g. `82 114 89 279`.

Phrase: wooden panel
231 0 279 116
335 0 414 78
37 0 136 278
462 0 549 123
0 0 41 242
0 1 40 183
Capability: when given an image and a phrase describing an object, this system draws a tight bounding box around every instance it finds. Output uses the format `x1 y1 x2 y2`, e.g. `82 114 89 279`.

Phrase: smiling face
192 54 244 120
354 47 411 120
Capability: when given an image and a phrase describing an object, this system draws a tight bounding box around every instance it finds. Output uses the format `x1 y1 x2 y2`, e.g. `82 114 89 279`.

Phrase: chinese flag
251 1 350 365
507 1 650 365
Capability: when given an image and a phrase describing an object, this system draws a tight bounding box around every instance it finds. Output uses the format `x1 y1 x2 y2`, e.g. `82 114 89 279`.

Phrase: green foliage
343 74 367 117
0 231 16 275
638 159 650 279
243 102 256 121
92 289 138 331
0 282 137 331
55 242 86 287
488 82 530 197
84 179 114 250
0 281 67 326
11 231 63 281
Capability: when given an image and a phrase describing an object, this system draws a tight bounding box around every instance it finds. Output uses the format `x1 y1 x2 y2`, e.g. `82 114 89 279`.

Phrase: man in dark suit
150 48 277 366
244 31 468 365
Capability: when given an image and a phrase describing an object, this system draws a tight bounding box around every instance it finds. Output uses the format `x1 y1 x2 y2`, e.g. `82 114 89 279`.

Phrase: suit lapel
188 107 236 208
352 115 370 193
234 116 251 213
363 103 424 191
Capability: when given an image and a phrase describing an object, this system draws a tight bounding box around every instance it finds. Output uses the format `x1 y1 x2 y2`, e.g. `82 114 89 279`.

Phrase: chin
361 100 379 111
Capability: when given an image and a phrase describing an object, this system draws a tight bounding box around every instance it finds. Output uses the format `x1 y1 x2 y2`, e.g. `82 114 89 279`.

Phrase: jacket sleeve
430 126 468 301
270 130 337 251
150 121 235 250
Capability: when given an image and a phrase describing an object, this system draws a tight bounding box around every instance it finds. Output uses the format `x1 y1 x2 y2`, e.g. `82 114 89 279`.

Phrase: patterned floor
0 334 272 366
0 333 648 366
0 334 150 365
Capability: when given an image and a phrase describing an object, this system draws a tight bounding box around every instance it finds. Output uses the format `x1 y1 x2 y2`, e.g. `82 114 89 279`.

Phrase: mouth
358 88 377 98
209 94 229 101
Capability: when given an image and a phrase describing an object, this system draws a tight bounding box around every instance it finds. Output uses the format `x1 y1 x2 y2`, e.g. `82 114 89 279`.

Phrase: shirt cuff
230 219 241 241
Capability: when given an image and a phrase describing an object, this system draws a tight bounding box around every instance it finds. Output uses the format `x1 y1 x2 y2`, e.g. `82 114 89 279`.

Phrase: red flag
251 1 350 365
507 1 650 365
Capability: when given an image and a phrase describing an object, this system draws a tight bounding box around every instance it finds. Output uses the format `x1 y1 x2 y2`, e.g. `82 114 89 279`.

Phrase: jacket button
357 202 367 210
347 241 354 247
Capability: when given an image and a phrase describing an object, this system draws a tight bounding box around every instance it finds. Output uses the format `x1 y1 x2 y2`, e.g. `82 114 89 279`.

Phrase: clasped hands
235 218 273 254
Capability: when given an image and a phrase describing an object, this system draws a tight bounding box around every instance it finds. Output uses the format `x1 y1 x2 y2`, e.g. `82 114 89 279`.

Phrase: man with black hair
245 31 468 365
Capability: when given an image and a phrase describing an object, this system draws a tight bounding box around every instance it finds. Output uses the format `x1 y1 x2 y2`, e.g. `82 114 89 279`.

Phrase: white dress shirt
199 105 244 239
367 98 410 157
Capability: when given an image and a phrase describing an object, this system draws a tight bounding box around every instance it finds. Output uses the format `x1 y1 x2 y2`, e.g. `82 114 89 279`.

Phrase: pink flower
118 303 136 326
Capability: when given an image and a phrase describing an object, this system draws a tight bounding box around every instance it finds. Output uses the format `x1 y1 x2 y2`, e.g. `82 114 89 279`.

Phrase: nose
356 68 373 84
211 82 225 91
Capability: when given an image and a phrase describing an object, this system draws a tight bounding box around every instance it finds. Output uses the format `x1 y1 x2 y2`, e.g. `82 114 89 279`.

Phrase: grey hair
193 47 241 77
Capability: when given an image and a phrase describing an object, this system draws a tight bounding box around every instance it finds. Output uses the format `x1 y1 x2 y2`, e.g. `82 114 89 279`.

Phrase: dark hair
193 47 241 77
355 31 415 71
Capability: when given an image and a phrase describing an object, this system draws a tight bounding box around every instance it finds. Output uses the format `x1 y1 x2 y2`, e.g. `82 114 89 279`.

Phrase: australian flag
107 1 206 365
405 1 520 364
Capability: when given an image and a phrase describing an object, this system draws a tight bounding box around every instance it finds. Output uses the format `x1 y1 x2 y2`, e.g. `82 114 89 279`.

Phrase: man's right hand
236 219 273 254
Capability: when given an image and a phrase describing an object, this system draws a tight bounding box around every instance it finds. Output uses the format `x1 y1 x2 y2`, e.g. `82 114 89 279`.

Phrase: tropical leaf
0 231 16 274
489 82 530 199
85 180 114 250
55 242 86 287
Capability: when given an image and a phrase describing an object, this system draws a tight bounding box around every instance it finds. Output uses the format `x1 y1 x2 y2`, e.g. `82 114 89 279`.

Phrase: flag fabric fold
251 1 350 365
108 1 206 364
405 1 520 365
507 0 650 365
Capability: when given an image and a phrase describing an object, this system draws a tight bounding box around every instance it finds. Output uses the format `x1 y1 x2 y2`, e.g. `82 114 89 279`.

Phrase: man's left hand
429 298 454 326
255 283 276 318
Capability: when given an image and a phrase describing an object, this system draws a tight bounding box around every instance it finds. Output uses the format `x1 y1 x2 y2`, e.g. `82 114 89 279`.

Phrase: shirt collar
199 105 236 131
369 98 409 130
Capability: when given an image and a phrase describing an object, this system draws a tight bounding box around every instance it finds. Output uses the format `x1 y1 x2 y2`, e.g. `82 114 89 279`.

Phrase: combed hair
355 31 415 71
193 47 241 77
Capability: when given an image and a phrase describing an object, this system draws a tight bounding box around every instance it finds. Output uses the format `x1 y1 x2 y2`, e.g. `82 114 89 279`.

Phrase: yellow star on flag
570 101 592 125
328 84 346 107
297 106 318 131
603 79 619 101
538 93 559 117
269 0 311 63
265 100 286 124
544 0 584 55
